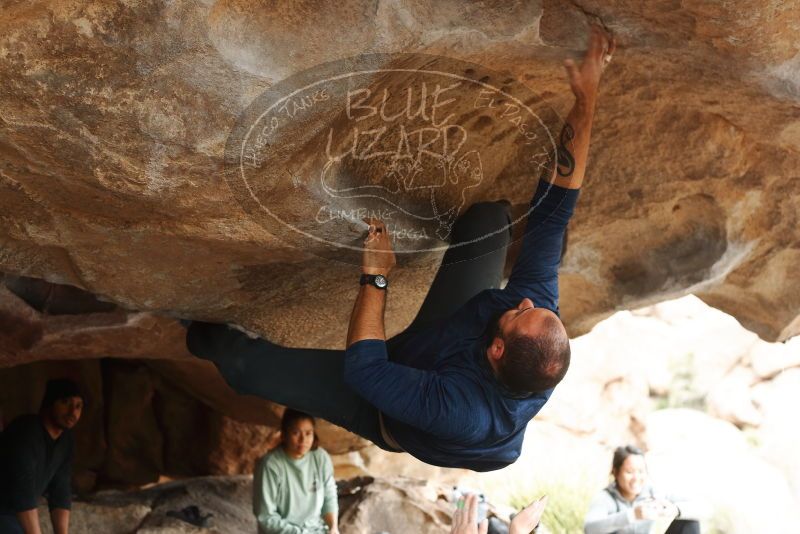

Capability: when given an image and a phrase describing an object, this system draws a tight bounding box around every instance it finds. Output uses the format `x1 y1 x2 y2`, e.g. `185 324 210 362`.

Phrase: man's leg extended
407 200 513 330
185 322 389 448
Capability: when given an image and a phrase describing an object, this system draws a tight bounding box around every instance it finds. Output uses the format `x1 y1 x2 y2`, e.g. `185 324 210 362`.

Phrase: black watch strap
360 274 388 290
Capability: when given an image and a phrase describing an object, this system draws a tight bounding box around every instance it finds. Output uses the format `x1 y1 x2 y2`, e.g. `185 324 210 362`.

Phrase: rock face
0 275 364 490
36 476 257 534
1 0 799 513
338 477 454 534
0 0 798 347
645 409 800 534
35 476 456 534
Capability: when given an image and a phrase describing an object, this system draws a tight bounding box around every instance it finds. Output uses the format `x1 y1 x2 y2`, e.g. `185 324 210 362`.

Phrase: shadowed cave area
1 1 799 533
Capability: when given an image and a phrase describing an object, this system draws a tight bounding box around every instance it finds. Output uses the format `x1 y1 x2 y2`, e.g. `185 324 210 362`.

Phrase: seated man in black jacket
0 379 84 534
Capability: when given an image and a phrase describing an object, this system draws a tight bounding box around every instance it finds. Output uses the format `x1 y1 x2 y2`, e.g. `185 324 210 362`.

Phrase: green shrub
508 476 597 534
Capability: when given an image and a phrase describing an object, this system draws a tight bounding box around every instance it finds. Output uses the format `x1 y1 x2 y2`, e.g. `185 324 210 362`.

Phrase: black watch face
374 275 388 288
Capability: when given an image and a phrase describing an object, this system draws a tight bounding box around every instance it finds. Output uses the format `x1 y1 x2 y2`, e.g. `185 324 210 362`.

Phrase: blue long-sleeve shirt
344 180 580 471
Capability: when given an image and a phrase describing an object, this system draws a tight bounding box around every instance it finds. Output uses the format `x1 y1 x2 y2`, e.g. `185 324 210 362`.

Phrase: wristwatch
360 273 388 290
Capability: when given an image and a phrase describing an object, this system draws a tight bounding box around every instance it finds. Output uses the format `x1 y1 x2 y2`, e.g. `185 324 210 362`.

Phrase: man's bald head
487 298 571 395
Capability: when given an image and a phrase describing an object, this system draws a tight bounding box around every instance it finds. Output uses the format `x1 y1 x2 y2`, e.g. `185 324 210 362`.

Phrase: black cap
40 379 84 411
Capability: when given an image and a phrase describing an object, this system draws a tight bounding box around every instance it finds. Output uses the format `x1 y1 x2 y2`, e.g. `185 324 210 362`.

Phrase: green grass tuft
508 476 597 534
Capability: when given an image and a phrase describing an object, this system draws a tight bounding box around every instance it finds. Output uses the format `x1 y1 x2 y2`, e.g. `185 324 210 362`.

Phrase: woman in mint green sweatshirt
253 409 339 534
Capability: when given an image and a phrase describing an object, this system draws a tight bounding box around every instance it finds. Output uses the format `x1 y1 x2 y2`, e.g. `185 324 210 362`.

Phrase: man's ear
487 337 505 361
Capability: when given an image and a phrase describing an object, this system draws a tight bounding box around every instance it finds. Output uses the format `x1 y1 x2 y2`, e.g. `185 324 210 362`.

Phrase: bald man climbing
186 26 615 471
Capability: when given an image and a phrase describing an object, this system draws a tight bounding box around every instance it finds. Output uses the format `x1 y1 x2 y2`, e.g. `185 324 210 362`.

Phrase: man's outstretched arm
343 221 475 438
346 219 395 347
506 26 614 302
551 25 616 190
